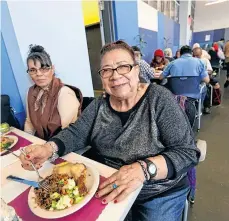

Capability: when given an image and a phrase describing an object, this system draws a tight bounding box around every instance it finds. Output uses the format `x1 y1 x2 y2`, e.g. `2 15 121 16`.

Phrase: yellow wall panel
82 0 100 26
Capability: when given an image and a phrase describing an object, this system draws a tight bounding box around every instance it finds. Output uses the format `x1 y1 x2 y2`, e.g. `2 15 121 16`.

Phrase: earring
102 89 106 98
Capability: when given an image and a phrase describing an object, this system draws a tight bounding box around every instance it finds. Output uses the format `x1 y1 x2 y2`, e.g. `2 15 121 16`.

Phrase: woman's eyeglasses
98 64 137 79
27 66 51 76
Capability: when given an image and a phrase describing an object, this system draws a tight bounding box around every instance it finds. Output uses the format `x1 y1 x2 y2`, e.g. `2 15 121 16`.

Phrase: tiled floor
188 71 229 221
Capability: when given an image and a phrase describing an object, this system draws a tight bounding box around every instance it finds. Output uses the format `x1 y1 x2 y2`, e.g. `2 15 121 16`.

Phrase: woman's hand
96 162 145 204
19 144 53 170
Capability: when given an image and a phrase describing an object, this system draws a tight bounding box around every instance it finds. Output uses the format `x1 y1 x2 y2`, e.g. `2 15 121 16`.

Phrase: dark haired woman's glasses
98 64 137 79
27 66 51 76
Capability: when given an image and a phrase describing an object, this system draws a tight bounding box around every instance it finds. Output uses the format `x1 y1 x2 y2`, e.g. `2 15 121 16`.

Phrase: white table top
1 128 142 221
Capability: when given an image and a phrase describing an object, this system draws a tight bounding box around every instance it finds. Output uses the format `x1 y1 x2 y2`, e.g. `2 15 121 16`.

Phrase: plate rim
28 161 100 219
0 135 18 154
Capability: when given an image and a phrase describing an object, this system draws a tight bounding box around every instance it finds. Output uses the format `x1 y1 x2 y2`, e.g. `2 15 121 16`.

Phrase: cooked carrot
62 189 66 195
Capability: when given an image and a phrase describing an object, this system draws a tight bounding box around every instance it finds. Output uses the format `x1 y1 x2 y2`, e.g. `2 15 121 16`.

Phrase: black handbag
1 95 21 129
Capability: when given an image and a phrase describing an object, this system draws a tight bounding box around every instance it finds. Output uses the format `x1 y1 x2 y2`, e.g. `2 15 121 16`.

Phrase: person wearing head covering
192 43 211 60
131 46 154 83
150 49 169 71
164 48 174 62
24 45 81 140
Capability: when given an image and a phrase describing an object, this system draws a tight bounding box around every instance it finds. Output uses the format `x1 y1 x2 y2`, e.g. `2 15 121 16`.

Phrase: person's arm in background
203 50 211 60
57 86 80 129
160 62 173 80
24 93 36 135
199 60 210 83
206 59 213 75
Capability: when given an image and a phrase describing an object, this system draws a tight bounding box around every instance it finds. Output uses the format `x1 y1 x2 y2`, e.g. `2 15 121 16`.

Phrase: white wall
194 0 229 32
137 0 158 31
179 0 192 45
7 1 94 97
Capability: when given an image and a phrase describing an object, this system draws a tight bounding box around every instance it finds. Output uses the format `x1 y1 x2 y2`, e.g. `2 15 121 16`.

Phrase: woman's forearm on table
48 99 99 156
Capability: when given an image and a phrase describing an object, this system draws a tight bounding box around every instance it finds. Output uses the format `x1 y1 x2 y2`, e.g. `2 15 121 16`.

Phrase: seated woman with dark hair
150 49 169 71
150 49 169 84
20 41 199 221
24 45 81 140
174 49 181 59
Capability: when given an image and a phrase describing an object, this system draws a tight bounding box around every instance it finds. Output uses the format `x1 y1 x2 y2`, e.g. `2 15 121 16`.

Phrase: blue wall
193 28 227 46
113 0 139 45
112 2 180 61
1 1 31 110
139 28 157 64
157 12 180 55
1 34 25 127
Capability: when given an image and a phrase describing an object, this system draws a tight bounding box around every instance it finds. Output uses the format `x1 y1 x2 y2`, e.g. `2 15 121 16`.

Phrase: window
171 0 176 20
141 0 180 22
148 0 158 10
164 1 171 17
175 1 180 22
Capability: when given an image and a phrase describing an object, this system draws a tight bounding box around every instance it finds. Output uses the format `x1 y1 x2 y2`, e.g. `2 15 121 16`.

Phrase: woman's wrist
44 142 59 161
136 160 150 181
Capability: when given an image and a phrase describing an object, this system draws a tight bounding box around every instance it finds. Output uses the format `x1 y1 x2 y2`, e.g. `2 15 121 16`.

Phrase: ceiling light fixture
205 0 227 6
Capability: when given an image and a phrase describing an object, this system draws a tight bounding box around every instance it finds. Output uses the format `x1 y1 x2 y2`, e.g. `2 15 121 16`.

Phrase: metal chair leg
209 84 213 107
198 99 202 130
182 199 189 221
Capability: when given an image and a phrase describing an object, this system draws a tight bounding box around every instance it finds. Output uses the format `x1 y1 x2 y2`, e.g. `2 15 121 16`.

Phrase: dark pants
226 62 229 78
204 78 219 108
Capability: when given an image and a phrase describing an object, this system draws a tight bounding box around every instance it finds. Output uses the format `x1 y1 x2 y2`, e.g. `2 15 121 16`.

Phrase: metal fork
20 149 51 192
20 148 43 180
6 148 50 191
7 175 50 192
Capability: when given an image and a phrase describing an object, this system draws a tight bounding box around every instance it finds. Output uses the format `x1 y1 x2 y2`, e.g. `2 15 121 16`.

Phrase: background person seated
150 49 169 71
208 43 222 74
164 48 174 62
150 49 169 84
193 47 220 89
24 45 81 140
161 45 209 104
20 40 200 221
192 43 211 60
131 46 154 83
193 47 221 113
173 49 180 60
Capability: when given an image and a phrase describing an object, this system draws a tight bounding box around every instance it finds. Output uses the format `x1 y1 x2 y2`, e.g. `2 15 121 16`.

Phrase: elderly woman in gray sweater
20 40 199 221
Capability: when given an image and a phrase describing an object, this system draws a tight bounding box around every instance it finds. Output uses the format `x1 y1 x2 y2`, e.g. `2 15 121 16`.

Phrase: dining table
1 127 142 221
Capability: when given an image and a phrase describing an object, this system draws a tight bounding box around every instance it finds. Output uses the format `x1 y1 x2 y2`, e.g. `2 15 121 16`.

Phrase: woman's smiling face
100 49 140 100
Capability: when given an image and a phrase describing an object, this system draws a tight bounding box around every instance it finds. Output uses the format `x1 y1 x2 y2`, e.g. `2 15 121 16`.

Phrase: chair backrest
1 95 21 129
82 97 95 112
167 76 202 99
175 95 196 129
65 84 83 116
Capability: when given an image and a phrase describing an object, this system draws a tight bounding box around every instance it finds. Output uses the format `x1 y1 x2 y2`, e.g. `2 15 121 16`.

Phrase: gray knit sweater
51 84 200 201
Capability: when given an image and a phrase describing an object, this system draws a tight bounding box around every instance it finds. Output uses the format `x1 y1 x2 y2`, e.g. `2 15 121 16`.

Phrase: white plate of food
0 135 18 154
28 161 100 219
